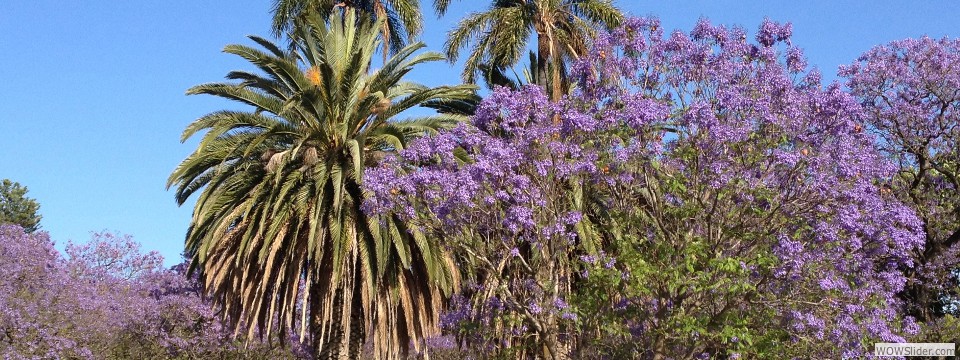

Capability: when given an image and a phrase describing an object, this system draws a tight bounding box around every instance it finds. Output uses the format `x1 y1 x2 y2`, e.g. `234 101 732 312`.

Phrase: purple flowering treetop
0 224 304 359
365 85 589 358
574 17 924 358
841 36 960 323
365 17 925 359
64 231 164 281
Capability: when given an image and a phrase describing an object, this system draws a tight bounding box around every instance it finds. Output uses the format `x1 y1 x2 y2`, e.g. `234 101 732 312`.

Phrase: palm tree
440 0 623 101
272 0 423 57
168 10 471 359
422 54 533 116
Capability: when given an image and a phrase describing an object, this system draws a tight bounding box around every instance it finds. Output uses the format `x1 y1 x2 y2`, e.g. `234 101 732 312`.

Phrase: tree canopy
0 179 42 233
364 18 929 359
169 9 473 359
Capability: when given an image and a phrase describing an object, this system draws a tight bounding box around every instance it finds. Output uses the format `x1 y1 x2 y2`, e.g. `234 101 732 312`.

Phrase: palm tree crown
272 0 423 55
442 0 623 100
169 9 471 359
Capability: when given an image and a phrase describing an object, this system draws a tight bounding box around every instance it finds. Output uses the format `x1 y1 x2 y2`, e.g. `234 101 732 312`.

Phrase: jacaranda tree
365 18 926 359
0 225 299 359
169 9 472 359
840 37 960 346
366 86 594 358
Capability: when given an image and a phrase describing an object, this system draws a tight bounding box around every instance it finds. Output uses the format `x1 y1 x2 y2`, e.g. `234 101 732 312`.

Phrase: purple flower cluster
599 17 927 357
365 85 597 245
364 16 930 359
364 85 603 354
842 36 960 322
0 225 304 359
575 17 924 357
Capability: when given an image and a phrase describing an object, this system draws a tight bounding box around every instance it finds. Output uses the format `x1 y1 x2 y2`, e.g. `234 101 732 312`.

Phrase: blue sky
2 1 959 265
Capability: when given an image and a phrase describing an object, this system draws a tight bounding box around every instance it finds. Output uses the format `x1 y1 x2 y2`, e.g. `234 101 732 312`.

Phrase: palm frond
171 9 464 359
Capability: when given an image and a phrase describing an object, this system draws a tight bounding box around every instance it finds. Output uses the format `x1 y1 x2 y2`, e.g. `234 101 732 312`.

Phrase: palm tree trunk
537 21 563 126
546 26 563 104
313 291 346 359
375 1 391 64
347 270 365 359
536 32 551 93
311 284 366 359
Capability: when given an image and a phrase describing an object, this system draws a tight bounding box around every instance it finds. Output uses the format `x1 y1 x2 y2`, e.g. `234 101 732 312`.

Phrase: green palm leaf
169 9 473 359
442 0 623 100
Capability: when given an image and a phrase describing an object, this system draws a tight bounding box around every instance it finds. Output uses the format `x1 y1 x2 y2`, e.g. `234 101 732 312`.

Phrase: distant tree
0 179 41 233
440 0 623 101
0 224 304 359
842 36 960 321
271 0 423 57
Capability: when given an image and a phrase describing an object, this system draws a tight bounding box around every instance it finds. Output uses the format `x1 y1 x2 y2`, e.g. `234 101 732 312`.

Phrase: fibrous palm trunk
312 287 366 359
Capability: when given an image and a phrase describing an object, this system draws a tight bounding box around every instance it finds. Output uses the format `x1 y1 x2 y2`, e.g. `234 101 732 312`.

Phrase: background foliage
365 17 954 359
0 224 306 359
0 180 42 233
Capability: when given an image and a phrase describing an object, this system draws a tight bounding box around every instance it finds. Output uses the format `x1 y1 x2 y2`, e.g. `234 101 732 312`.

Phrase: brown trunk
541 320 569 360
900 227 960 322
537 17 563 125
312 308 363 360
347 290 364 359
536 32 551 92
547 30 562 104
652 336 667 360
311 262 365 359
312 291 345 359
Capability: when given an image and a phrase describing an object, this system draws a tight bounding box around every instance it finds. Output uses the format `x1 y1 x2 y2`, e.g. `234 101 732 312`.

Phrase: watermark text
875 343 955 357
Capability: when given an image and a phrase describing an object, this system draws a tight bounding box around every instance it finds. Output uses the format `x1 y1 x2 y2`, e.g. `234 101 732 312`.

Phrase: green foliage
912 314 960 345
442 0 623 99
572 161 793 358
0 179 41 233
170 9 473 359
271 0 424 55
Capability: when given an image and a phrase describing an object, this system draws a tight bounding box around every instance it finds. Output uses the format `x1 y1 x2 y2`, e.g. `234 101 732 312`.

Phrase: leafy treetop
0 179 42 233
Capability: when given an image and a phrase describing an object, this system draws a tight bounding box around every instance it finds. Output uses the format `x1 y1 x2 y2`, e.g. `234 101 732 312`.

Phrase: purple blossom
553 297 569 310
579 254 598 264
842 35 960 323
0 225 301 358
528 301 543 315
363 15 932 359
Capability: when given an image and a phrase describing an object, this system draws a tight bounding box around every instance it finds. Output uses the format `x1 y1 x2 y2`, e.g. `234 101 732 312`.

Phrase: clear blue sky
2 1 959 265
